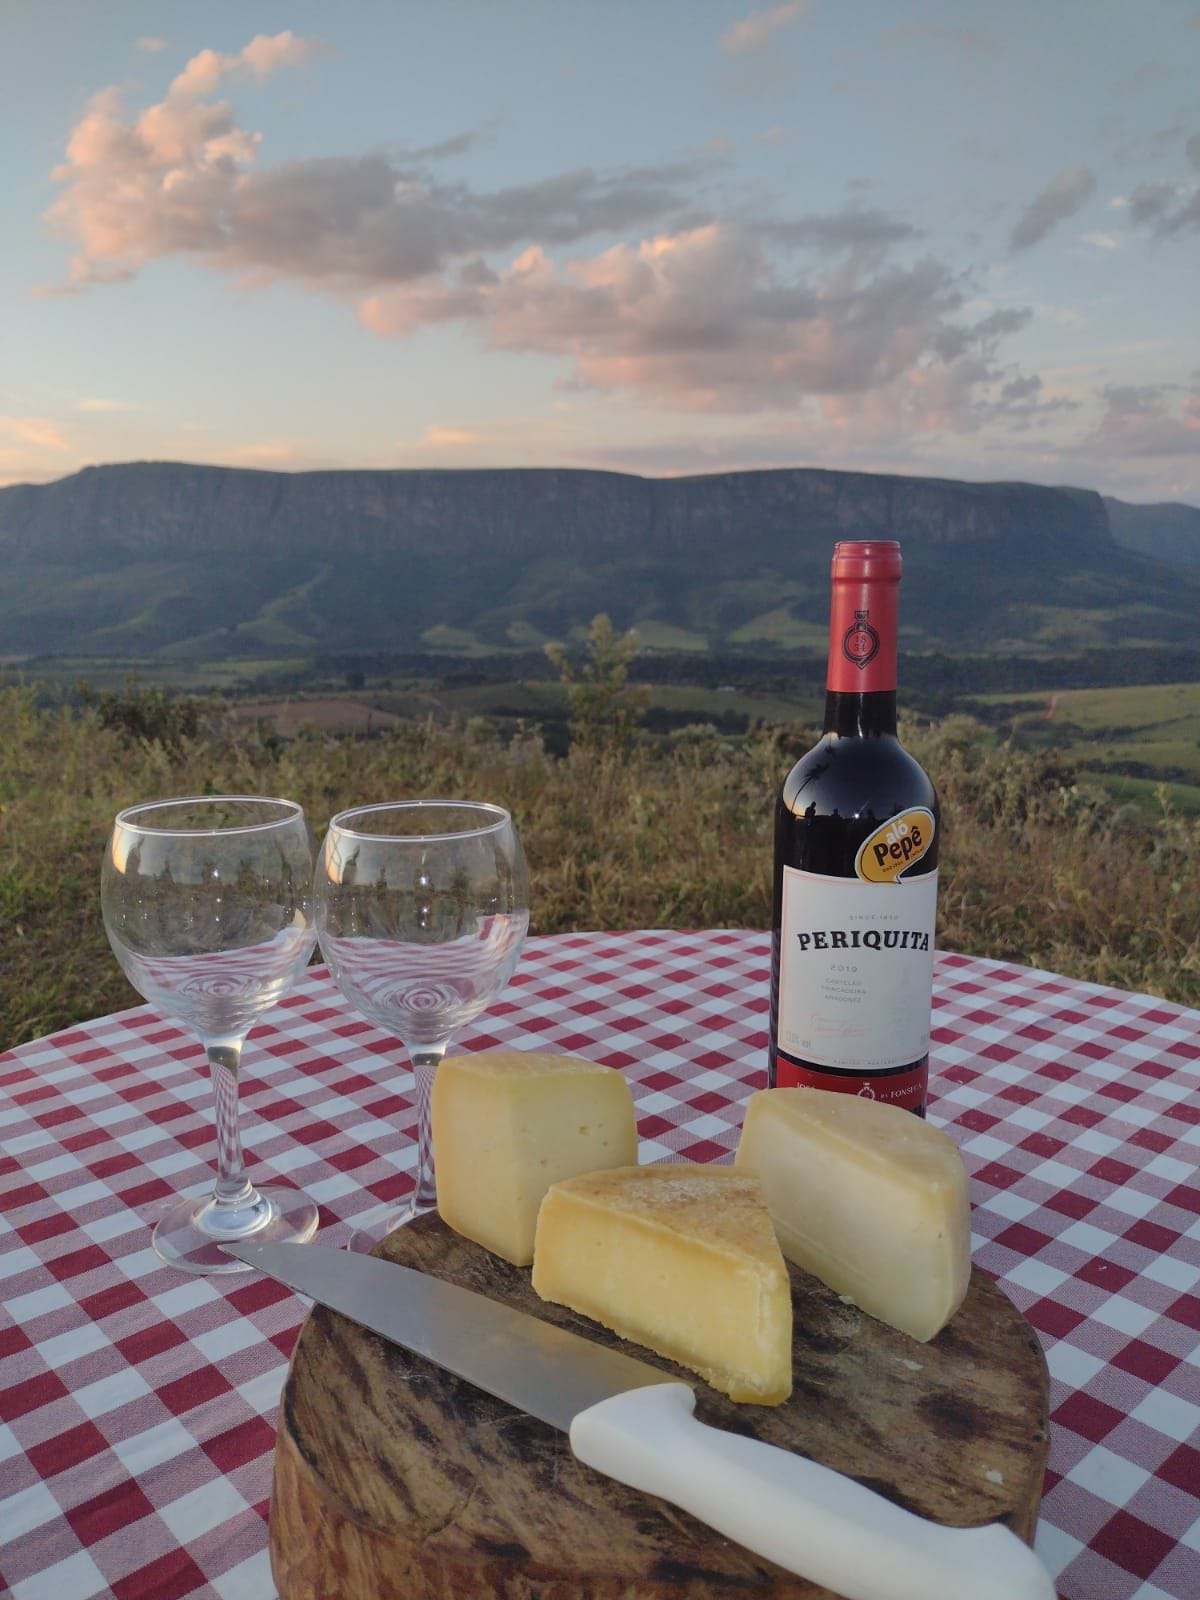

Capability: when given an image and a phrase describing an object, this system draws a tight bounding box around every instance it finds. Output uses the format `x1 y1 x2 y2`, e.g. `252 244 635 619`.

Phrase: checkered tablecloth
1 931 1198 1600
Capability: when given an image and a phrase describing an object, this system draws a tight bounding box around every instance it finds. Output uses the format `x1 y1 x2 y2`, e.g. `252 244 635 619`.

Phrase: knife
224 1239 1054 1600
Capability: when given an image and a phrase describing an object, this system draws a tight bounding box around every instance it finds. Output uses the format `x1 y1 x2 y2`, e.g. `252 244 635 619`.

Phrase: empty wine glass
100 796 319 1274
315 800 529 1247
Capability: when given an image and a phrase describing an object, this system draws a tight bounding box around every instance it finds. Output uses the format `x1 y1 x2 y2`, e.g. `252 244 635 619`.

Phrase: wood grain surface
269 1214 1050 1600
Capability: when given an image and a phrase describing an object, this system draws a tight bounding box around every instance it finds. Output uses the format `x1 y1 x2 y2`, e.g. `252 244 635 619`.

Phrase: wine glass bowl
315 800 529 1244
101 796 319 1274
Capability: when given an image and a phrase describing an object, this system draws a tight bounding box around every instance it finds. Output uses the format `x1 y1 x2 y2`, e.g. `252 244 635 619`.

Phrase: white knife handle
569 1383 1055 1600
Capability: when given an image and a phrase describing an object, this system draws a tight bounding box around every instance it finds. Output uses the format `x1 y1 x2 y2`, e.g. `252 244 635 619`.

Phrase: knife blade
225 1239 1054 1600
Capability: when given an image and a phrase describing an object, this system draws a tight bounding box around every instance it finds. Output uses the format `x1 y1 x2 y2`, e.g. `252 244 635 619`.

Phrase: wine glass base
346 1197 436 1254
152 1184 320 1275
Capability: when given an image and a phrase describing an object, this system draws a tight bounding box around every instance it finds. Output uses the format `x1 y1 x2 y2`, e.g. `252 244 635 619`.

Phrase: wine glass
100 796 319 1274
314 800 529 1247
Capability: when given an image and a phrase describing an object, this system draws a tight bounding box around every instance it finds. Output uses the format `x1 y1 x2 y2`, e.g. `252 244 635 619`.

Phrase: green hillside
3 461 1199 661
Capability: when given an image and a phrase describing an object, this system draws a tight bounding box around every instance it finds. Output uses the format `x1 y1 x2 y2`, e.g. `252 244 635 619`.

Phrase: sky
2 1 1198 503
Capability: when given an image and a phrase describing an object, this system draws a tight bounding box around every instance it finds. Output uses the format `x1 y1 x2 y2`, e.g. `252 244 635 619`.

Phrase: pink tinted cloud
0 415 71 452
46 35 1042 430
169 31 325 98
45 34 324 286
0 415 74 487
47 44 696 293
721 2 808 55
362 222 1036 425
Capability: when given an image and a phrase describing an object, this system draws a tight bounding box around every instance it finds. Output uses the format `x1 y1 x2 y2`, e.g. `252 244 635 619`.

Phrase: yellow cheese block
735 1088 971 1342
531 1165 792 1405
431 1052 638 1266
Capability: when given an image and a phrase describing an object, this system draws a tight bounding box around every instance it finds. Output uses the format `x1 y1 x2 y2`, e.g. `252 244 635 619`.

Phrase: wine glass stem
410 1047 445 1212
207 1041 256 1216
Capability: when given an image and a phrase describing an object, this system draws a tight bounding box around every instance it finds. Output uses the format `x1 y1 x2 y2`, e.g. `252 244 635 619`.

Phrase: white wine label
777 865 938 1072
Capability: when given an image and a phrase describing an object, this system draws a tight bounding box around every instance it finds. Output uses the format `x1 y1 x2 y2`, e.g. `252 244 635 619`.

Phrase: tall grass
1 686 1196 1050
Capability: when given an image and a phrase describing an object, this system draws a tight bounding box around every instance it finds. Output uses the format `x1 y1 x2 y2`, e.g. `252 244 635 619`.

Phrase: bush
75 678 206 755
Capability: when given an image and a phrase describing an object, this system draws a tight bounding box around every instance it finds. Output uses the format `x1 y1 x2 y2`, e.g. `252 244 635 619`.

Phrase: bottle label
773 1057 928 1111
776 864 937 1073
854 807 936 884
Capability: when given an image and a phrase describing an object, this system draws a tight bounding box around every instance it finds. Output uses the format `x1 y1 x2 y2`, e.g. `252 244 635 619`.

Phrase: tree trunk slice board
269 1214 1049 1600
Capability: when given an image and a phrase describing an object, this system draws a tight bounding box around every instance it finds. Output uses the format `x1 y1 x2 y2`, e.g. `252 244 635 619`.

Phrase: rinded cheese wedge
431 1052 637 1266
532 1165 792 1405
735 1088 970 1342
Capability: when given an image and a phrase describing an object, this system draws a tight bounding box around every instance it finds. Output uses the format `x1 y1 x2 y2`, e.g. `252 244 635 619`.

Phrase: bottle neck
822 689 898 738
823 571 899 734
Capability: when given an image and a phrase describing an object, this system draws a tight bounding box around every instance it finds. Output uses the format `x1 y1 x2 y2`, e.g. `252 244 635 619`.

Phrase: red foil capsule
826 539 901 695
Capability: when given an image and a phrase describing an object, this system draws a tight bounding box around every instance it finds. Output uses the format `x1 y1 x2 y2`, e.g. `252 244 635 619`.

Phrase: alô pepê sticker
854 807 936 884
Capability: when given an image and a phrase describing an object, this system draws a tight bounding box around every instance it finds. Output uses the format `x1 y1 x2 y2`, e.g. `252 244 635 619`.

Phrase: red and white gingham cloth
1 931 1198 1600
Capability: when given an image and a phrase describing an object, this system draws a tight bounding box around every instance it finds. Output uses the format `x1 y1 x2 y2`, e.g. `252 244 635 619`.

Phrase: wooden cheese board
269 1214 1049 1600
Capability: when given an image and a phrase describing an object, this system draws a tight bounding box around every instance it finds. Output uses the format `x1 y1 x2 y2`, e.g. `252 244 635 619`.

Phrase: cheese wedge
431 1051 638 1266
532 1164 792 1405
735 1088 971 1342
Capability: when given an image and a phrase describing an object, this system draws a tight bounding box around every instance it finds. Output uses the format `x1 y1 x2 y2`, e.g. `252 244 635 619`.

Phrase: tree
545 614 650 754
76 676 202 756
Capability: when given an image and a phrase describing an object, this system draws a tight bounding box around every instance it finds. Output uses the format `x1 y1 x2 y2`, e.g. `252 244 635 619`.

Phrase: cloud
721 2 807 55
360 222 1047 427
1131 184 1200 235
1113 63 1168 93
45 34 1044 434
0 415 70 452
1010 165 1096 250
761 208 921 262
168 31 327 99
1124 133 1200 236
881 23 1000 57
45 48 701 291
1088 383 1200 458
408 130 485 161
396 422 486 454
75 396 138 413
45 35 334 288
136 36 167 54
222 439 317 466
421 425 480 448
1128 183 1175 225
1139 184 1200 233
0 415 75 485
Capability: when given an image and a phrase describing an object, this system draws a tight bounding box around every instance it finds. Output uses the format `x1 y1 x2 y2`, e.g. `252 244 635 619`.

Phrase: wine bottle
768 540 938 1115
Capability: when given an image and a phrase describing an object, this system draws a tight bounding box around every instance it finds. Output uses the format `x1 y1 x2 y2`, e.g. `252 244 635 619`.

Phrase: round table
1 931 1198 1600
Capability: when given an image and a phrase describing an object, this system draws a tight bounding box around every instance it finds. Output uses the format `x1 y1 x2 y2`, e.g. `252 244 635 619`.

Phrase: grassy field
1 654 311 693
224 697 407 737
1 685 1197 1052
218 680 821 738
217 676 1200 811
970 681 1200 811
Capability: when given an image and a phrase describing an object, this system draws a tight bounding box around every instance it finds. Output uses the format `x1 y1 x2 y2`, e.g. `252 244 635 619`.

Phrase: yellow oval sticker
855 807 936 884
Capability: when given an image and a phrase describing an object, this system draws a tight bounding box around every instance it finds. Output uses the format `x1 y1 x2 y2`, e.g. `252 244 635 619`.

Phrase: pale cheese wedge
532 1164 792 1405
431 1051 637 1266
735 1087 971 1342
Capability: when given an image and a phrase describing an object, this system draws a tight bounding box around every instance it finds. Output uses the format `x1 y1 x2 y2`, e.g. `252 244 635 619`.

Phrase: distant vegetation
15 635 1200 808
3 647 1197 1049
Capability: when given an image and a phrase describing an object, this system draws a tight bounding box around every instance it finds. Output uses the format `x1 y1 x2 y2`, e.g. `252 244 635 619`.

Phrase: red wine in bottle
768 540 938 1115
